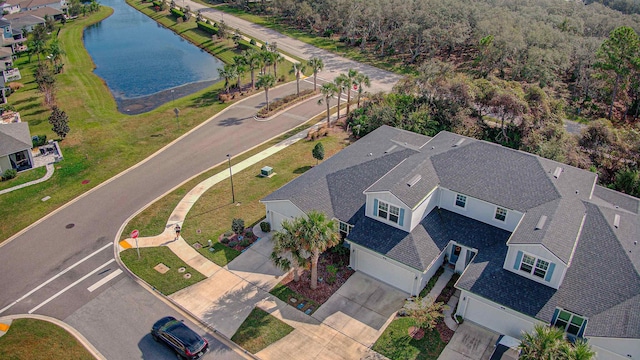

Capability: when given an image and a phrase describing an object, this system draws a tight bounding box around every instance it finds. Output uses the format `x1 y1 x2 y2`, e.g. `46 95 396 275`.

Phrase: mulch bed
281 250 354 305
217 229 259 252
435 320 454 343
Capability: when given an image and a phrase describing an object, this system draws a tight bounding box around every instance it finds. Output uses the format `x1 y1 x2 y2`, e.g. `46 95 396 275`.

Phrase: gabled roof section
3 5 60 19
0 122 31 157
6 14 43 28
592 185 640 215
262 126 426 222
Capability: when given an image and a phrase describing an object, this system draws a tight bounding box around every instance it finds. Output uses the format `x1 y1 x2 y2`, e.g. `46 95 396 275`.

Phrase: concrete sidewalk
118 119 394 359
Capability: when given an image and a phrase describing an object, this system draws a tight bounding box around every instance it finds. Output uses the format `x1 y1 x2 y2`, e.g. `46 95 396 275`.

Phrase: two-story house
261 125 640 359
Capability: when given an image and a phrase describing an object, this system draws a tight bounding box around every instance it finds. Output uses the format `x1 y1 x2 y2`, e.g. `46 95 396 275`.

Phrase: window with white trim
455 194 467 208
552 309 586 338
520 254 550 279
377 200 400 224
339 221 352 237
495 207 507 221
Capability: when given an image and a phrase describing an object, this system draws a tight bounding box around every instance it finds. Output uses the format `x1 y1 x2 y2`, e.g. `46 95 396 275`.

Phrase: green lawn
120 247 206 295
231 307 294 354
0 318 95 360
372 317 447 360
269 283 318 314
0 167 48 191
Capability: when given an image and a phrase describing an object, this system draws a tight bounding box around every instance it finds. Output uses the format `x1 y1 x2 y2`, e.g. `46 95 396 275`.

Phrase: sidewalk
0 163 54 196
118 119 384 360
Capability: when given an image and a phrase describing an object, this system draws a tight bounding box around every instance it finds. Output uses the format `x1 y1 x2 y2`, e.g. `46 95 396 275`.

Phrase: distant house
0 1 21 14
17 0 65 12
261 125 640 360
0 121 33 172
4 13 43 32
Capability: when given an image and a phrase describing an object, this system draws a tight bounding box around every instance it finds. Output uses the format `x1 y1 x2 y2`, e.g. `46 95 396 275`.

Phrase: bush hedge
196 21 217 35
2 168 17 181
257 89 316 118
260 222 271 233
170 8 184 18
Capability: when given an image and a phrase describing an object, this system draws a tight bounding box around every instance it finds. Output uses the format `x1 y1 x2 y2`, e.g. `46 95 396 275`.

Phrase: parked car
151 316 209 359
489 335 521 360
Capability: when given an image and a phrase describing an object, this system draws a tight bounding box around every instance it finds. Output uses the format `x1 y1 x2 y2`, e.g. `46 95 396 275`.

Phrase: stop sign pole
131 229 140 259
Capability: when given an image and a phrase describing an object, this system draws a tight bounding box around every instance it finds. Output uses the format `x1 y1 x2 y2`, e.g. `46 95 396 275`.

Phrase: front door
450 245 461 264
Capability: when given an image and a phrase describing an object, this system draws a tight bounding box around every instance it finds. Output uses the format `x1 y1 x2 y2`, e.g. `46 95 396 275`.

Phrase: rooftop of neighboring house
5 13 44 29
0 121 31 157
3 5 60 19
17 0 58 10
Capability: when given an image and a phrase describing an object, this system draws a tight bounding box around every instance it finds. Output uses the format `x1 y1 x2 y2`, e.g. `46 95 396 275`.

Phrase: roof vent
385 145 397 154
453 138 465 147
535 215 547 230
613 214 620 228
368 153 373 157
553 167 562 179
407 174 422 187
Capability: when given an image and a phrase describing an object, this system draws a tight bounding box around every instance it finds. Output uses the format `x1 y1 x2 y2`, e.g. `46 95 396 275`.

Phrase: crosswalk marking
87 269 122 292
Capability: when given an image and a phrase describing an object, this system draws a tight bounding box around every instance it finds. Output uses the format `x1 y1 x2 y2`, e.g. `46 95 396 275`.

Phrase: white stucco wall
503 244 566 289
438 187 523 232
588 337 640 359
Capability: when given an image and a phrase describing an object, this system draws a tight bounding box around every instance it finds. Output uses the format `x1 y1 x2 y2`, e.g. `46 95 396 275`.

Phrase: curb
0 314 107 360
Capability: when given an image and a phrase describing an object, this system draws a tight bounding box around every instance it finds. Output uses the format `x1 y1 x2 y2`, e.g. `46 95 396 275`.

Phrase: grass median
231 307 294 354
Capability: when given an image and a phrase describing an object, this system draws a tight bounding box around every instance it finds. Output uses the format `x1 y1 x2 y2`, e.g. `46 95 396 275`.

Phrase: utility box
260 166 273 177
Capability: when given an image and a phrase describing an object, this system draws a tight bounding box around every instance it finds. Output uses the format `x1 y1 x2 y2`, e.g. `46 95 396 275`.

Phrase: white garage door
356 249 414 294
269 210 291 232
464 297 534 338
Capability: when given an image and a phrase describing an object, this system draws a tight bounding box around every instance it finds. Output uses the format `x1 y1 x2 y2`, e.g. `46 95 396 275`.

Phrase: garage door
356 249 414 294
269 211 291 232
464 297 534 338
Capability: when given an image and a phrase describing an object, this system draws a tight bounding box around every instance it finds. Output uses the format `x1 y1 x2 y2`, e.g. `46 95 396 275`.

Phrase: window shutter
373 199 378 216
551 308 560 325
545 263 555 282
577 320 587 338
399 208 405 226
514 250 523 270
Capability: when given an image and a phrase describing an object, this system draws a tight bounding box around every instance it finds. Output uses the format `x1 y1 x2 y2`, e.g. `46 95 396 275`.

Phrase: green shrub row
152 1 162 7
257 89 316 117
2 169 17 181
196 21 217 35
170 8 184 18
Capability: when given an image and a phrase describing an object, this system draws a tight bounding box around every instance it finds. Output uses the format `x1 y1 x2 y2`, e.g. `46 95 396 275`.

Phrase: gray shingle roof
0 122 31 157
592 185 640 215
348 208 512 270
458 202 640 339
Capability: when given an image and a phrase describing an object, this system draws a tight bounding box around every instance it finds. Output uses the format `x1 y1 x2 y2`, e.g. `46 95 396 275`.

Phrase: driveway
439 322 500 360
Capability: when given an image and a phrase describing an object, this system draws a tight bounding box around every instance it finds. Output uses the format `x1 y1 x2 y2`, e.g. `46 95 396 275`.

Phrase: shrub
245 231 254 238
221 237 230 244
197 21 217 35
170 8 184 18
249 38 256 45
232 218 245 234
239 239 250 247
260 221 271 232
224 231 233 237
228 240 238 247
32 134 47 147
455 315 464 324
2 168 17 181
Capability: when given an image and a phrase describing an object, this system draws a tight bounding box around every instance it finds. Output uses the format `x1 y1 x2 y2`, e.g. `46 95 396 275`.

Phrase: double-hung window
339 221 352 237
515 251 555 282
377 200 401 224
552 309 586 338
520 254 535 273
495 207 507 221
455 194 467 208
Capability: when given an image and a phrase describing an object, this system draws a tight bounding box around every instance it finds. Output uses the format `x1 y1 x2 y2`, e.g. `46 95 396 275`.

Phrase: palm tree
354 72 371 108
48 39 65 66
261 50 274 74
344 68 358 116
29 39 46 62
217 65 236 94
561 339 595 360
256 73 276 111
519 324 564 360
244 49 262 89
297 211 340 290
307 57 324 91
270 219 308 282
232 55 247 90
334 74 347 121
318 82 338 127
272 52 284 77
289 62 307 96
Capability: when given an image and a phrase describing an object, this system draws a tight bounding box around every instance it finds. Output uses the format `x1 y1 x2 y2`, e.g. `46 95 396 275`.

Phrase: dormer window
375 200 403 225
455 194 467 208
495 207 507 221
514 251 556 282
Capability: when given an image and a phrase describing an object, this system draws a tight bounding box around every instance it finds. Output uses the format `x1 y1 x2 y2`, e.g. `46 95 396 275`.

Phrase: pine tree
48 106 70 139
312 142 324 165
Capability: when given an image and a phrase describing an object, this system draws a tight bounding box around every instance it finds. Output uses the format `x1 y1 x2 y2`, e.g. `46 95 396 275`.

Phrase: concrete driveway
439 322 500 360
311 272 407 347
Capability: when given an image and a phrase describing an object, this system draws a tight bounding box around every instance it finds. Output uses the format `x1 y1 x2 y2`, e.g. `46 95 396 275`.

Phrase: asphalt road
0 6 401 358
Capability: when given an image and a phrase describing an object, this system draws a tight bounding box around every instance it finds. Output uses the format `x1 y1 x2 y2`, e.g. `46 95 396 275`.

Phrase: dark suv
151 316 209 359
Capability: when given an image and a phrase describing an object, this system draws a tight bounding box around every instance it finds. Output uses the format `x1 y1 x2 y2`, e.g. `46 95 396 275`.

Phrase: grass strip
372 317 447 360
0 167 48 191
231 307 294 354
120 247 206 295
0 318 95 360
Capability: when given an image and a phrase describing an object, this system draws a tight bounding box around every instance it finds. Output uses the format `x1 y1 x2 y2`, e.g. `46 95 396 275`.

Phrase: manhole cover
183 273 191 279
65 223 75 229
289 298 298 303
81 180 90 185
178 267 186 273
196 229 201 234
154 263 170 274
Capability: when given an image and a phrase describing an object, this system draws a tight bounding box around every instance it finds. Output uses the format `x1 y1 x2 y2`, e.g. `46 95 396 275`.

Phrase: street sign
131 229 139 239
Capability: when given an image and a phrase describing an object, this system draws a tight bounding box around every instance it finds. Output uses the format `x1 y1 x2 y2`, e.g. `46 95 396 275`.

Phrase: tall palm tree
272 52 284 76
289 62 307 96
29 39 46 62
244 49 262 89
334 74 347 121
298 211 340 290
354 72 371 108
217 65 236 93
519 324 564 360
307 57 324 91
261 50 274 74
256 73 276 111
270 219 308 282
318 82 338 127
344 68 358 116
48 39 65 66
232 55 247 90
